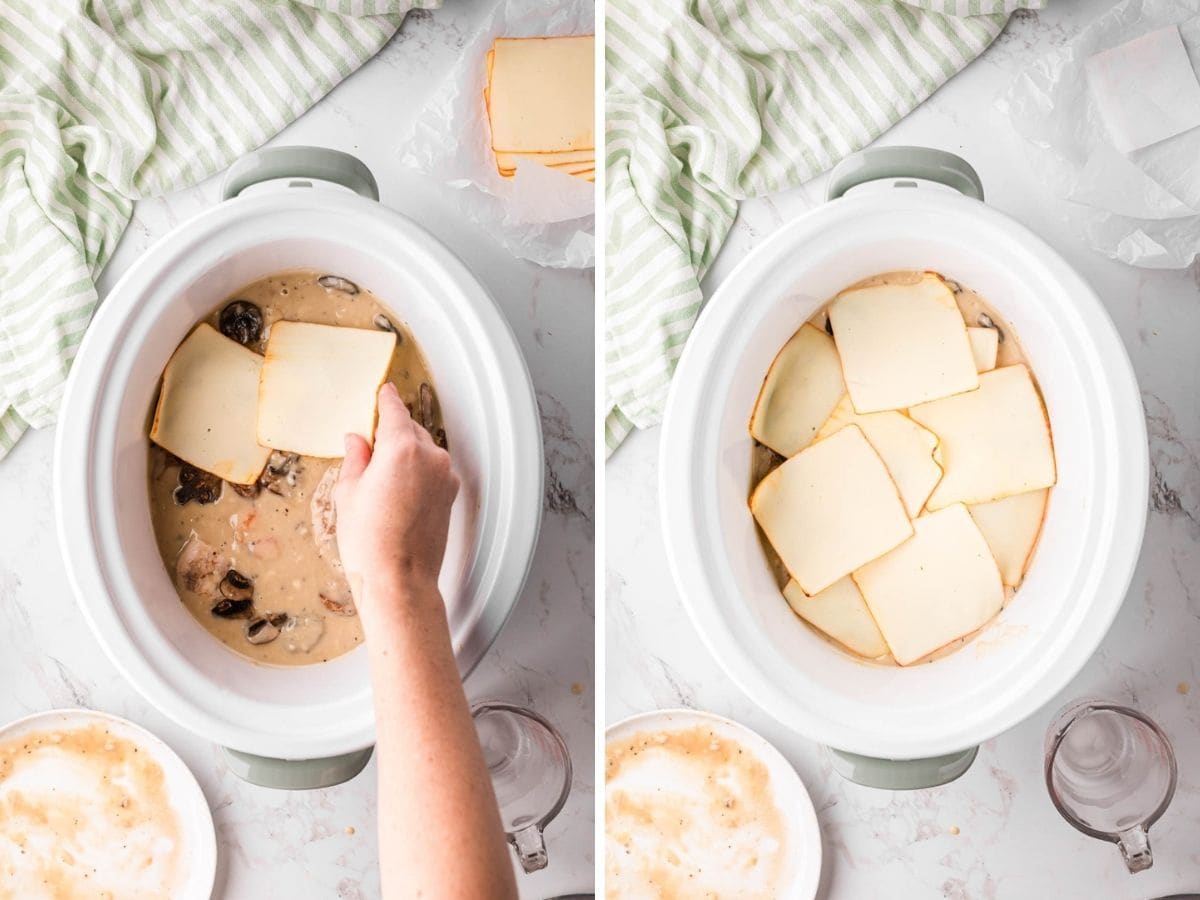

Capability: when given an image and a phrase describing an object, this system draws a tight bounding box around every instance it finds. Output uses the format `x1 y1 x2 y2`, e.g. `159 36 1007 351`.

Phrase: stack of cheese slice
749 272 1057 665
150 320 397 485
484 35 595 182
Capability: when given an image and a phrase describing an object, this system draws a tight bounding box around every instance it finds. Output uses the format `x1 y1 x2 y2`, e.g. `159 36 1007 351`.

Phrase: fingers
375 382 416 441
340 433 372 484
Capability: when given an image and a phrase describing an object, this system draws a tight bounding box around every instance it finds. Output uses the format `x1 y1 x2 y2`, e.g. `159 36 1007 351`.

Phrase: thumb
340 433 372 485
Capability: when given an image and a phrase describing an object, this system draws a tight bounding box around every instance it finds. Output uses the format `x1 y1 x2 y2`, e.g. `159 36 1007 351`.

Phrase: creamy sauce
606 726 788 899
148 269 443 666
751 270 1045 666
0 724 184 899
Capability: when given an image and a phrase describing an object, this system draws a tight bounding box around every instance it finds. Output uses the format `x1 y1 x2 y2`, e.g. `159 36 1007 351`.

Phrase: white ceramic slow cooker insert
660 148 1148 786
54 148 542 782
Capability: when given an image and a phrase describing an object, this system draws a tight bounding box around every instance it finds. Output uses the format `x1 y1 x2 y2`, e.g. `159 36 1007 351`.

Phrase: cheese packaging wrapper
258 322 396 458
149 324 273 486
854 504 1004 666
396 0 594 268
750 425 912 596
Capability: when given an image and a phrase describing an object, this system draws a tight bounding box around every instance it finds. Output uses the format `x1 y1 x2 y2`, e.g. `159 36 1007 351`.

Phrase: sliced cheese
967 326 999 372
815 394 942 517
909 364 1056 509
750 425 912 595
969 489 1048 586
150 324 273 485
486 36 594 153
853 504 1004 665
828 273 979 413
784 577 888 659
495 149 594 170
749 323 845 457
258 322 396 458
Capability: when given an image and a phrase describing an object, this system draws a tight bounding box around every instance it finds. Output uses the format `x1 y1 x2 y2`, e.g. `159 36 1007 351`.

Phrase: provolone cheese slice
815 394 942 517
258 322 396 458
853 504 1004 665
828 274 979 412
750 425 912 595
967 326 999 372
749 323 845 457
486 36 595 153
150 324 272 485
784 577 888 659
969 489 1047 586
495 149 594 169
909 364 1056 509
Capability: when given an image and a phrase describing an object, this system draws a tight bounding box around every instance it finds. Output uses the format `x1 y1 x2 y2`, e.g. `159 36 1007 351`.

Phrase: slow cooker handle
825 146 984 203
827 745 978 790
221 146 380 202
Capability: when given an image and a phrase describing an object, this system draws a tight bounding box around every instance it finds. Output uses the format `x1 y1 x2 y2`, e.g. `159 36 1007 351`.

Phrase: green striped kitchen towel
0 0 438 461
605 0 1045 453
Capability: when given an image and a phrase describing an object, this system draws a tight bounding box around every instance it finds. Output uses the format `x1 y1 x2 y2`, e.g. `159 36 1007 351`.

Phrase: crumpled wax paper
397 0 594 269
998 0 1200 268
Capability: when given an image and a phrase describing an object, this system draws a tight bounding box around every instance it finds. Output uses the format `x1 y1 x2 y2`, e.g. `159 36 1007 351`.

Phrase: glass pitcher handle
510 823 549 873
1117 825 1153 873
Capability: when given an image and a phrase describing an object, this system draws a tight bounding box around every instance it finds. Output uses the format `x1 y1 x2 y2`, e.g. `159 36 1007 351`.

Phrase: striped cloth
604 0 1044 453
0 0 436 461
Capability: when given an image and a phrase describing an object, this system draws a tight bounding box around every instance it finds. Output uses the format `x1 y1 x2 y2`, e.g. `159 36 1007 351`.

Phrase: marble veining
0 2 594 897
607 2 1200 897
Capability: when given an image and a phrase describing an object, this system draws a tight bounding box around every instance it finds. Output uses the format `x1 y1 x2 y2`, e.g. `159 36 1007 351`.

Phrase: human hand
335 382 459 621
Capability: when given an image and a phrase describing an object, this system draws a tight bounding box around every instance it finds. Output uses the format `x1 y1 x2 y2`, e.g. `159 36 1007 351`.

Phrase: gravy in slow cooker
147 269 444 666
751 270 1048 666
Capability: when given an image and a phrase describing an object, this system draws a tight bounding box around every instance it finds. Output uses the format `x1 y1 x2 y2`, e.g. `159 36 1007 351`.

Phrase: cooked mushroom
434 427 447 450
318 275 359 295
977 312 1005 343
174 464 222 505
373 313 397 334
218 300 263 345
211 597 253 618
219 569 254 602
310 466 343 573
320 592 356 616
259 451 301 496
418 382 436 432
281 613 326 653
229 481 261 499
944 279 964 294
823 316 834 337
175 532 226 595
245 612 289 645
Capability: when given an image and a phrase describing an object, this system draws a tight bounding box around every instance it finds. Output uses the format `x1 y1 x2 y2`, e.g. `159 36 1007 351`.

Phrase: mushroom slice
260 451 302 496
281 613 325 653
219 569 254 602
320 592 356 617
175 533 226 596
229 480 261 499
418 382 436 432
245 612 289 645
373 313 398 335
310 465 343 573
218 300 263 346
318 275 359 295
174 464 223 505
211 597 253 619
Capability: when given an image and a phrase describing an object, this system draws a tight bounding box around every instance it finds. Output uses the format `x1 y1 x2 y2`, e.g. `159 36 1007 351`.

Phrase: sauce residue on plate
0 724 184 899
606 725 788 898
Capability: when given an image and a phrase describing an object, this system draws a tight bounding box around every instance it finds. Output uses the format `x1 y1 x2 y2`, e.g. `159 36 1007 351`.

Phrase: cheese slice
828 273 979 413
486 36 595 153
909 364 1056 509
783 577 888 659
967 326 999 372
258 322 397 458
853 504 1004 665
969 489 1048 586
149 324 272 485
495 149 594 169
749 323 845 457
750 425 912 595
815 394 942 517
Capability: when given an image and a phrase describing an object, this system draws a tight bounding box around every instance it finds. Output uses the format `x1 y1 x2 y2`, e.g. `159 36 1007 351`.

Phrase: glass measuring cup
472 701 572 873
1044 700 1177 873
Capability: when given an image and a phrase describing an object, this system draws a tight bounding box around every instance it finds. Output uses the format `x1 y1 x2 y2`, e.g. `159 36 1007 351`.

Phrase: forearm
362 575 517 900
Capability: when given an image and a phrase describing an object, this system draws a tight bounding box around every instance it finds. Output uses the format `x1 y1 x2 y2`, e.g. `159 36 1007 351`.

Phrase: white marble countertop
0 3 594 898
607 2 1199 897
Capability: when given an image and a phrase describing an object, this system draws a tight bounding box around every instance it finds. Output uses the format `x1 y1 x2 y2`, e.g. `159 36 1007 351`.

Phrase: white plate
605 708 822 899
0 708 216 900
